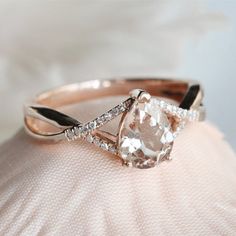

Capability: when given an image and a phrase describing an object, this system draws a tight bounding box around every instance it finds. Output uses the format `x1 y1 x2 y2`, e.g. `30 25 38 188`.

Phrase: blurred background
0 0 235 149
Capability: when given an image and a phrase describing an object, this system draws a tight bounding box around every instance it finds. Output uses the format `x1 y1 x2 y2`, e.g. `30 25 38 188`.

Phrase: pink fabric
0 100 236 235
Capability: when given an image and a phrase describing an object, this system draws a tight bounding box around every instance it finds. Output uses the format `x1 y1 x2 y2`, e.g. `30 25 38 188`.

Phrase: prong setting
129 89 151 102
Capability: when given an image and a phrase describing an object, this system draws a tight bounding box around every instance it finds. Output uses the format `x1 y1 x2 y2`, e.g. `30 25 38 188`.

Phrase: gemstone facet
118 98 174 169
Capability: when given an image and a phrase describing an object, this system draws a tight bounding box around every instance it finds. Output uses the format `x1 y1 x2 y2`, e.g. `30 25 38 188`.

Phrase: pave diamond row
155 99 200 121
86 135 118 154
64 98 133 141
65 130 118 154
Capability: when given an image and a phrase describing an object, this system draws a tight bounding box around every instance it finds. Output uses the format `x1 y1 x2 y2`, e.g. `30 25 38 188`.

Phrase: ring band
24 78 205 169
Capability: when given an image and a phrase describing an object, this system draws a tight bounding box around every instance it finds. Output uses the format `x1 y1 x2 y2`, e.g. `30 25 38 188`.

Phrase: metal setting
24 78 205 169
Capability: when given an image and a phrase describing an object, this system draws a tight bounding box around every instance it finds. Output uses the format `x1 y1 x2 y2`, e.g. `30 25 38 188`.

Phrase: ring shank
35 78 201 108
24 78 204 140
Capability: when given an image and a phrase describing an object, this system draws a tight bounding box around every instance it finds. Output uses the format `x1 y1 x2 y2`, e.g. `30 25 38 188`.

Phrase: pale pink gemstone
118 98 173 169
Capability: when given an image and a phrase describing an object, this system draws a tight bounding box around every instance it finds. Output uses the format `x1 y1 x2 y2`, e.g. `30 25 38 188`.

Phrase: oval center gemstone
118 98 174 169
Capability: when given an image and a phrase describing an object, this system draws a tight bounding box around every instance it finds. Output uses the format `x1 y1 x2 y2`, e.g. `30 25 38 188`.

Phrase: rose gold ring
24 78 205 169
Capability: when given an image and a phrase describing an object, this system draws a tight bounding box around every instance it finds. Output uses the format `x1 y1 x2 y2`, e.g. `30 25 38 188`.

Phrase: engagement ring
24 78 205 169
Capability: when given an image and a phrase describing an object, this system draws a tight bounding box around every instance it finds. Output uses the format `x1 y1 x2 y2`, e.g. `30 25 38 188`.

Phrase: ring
24 78 205 169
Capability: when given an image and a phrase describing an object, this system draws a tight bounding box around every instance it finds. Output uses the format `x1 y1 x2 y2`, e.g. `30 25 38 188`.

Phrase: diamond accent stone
110 107 119 116
93 137 101 147
108 144 117 154
73 126 82 138
86 135 94 143
88 121 96 130
100 142 109 151
96 116 106 125
65 129 74 141
118 98 174 169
